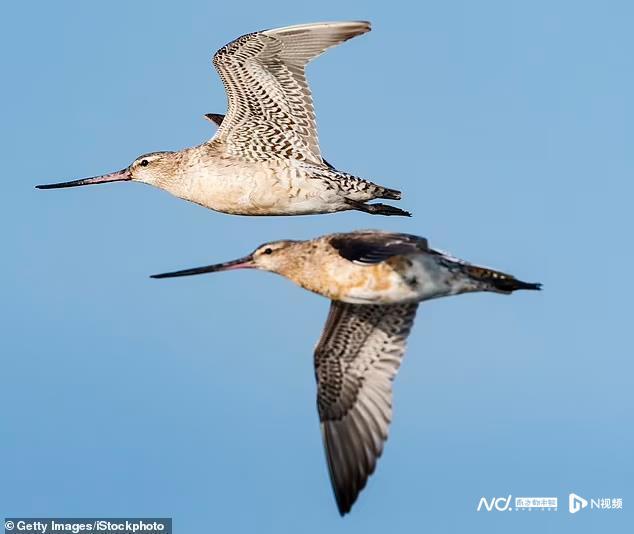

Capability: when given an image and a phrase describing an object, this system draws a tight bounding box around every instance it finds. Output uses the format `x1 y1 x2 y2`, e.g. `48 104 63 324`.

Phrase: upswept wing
210 21 370 163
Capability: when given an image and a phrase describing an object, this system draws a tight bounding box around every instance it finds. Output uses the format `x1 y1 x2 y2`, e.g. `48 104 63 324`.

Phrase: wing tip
321 422 360 517
263 20 371 38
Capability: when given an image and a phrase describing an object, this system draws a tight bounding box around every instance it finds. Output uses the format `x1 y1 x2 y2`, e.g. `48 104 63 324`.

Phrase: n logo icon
569 493 588 514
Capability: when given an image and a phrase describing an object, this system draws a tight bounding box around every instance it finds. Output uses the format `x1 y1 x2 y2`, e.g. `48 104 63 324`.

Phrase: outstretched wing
209 21 370 163
314 301 419 515
330 231 429 265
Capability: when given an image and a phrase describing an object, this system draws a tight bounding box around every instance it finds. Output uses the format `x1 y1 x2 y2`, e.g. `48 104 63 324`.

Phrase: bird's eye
140 159 149 167
263 248 273 255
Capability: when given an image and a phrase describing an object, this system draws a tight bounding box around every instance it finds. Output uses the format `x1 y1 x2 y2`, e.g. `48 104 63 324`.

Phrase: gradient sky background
2 1 632 532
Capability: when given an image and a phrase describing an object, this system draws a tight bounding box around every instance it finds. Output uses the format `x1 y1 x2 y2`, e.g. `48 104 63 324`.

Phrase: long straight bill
36 169 131 189
150 255 255 279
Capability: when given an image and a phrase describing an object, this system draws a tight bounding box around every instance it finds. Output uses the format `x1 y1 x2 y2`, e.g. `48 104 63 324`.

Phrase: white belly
170 161 347 215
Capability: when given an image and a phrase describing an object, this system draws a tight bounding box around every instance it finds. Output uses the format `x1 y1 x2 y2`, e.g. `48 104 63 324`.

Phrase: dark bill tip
150 267 215 279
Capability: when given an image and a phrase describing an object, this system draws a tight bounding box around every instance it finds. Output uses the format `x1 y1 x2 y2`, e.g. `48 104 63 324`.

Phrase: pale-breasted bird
151 230 541 515
37 21 410 217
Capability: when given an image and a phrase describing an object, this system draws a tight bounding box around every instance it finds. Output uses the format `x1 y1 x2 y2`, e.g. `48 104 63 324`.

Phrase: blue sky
2 1 632 532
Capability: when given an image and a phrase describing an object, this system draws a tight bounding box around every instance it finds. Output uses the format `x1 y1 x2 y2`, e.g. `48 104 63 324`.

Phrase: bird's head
36 151 176 190
150 240 299 279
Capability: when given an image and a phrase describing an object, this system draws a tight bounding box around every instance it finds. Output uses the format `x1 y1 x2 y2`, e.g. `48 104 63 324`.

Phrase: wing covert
330 231 429 265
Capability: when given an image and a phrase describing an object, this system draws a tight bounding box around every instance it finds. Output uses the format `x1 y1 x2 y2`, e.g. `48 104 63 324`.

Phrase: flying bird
37 22 410 217
151 230 541 515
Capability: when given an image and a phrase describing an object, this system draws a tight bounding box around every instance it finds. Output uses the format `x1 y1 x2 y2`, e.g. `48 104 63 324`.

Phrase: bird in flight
37 21 410 217
151 230 541 515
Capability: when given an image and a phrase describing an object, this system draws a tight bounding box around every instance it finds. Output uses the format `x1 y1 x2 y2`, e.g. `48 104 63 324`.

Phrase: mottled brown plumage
151 230 541 515
37 22 410 217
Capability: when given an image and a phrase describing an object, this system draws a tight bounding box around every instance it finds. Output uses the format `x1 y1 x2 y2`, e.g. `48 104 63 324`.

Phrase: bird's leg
345 199 412 217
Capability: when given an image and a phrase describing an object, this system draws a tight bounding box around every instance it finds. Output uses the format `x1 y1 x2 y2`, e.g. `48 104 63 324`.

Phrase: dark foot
346 199 412 217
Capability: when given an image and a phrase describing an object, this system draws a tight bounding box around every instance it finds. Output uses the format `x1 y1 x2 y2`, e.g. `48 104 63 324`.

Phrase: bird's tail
463 264 542 293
